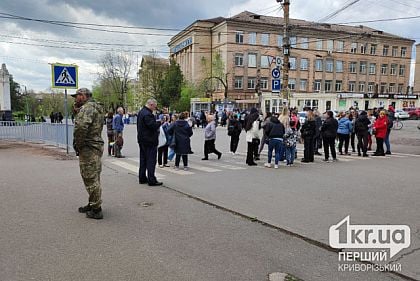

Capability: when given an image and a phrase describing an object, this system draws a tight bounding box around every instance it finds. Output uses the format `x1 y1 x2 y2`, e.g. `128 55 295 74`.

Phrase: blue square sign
272 79 281 92
51 64 78 89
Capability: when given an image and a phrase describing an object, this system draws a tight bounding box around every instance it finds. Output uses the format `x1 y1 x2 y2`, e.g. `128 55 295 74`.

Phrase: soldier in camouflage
72 88 104 220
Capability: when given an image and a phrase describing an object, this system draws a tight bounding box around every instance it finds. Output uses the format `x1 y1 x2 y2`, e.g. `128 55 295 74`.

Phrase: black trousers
314 135 322 152
139 144 158 184
375 137 385 155
303 137 315 162
175 154 188 167
158 145 168 165
230 135 240 153
337 133 350 154
357 133 368 155
246 142 257 164
351 132 356 151
204 139 221 158
323 136 336 160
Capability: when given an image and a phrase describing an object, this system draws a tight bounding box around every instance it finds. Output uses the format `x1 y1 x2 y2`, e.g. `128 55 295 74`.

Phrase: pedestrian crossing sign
51 63 78 89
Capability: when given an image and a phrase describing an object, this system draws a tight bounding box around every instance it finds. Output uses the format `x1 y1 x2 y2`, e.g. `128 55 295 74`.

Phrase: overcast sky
0 0 419 94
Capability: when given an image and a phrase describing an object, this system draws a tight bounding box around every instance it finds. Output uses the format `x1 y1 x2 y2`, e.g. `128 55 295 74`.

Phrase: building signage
364 94 419 99
171 37 193 54
338 93 364 98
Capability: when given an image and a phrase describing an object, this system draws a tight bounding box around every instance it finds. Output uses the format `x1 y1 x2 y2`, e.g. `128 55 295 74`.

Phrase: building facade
168 11 418 113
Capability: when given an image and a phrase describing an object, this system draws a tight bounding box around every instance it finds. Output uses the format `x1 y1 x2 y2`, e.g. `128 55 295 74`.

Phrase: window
248 77 256 89
277 35 283 47
234 76 243 89
367 82 375 93
314 80 321 91
389 83 395 93
290 36 297 47
315 59 323 71
260 55 269 68
289 57 296 70
335 80 342 92
380 83 387 93
350 42 357 53
370 44 377 55
300 58 309 70
401 47 407 57
360 44 366 54
369 63 376 74
398 84 404 93
348 81 356 92
248 53 257 67
325 80 332 92
261 78 268 89
383 45 389 56
300 79 307 91
392 46 398 57
359 82 365 92
327 40 334 51
326 60 333 72
337 41 344 52
399 65 405 76
349 62 357 73
316 39 323 50
288 79 296 90
381 64 388 75
390 64 397 75
235 31 244 44
336 60 343 72
234 53 244 66
261 33 269 45
359 61 367 74
249 32 256 45
301 37 309 49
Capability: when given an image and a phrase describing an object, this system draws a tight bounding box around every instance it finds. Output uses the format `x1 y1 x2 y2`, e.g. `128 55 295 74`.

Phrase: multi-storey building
168 11 418 112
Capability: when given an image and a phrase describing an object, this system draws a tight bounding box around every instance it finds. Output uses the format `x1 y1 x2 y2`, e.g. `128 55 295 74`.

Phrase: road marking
268 272 288 281
202 161 247 170
127 158 195 175
392 152 420 157
109 159 165 179
188 165 221 172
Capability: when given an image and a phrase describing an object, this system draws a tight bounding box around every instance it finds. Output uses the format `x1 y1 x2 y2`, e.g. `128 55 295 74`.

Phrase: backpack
227 124 235 136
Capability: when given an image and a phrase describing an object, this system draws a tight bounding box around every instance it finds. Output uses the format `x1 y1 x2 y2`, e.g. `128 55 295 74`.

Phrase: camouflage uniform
73 98 104 209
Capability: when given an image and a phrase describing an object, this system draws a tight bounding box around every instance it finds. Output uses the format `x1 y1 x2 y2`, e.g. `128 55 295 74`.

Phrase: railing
0 121 74 151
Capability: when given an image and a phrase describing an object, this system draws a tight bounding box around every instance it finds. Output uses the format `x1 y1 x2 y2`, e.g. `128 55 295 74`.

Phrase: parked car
394 109 410 119
407 108 420 119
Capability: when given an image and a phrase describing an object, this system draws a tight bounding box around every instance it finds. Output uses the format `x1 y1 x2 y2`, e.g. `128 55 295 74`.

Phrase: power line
333 15 420 24
317 0 362 22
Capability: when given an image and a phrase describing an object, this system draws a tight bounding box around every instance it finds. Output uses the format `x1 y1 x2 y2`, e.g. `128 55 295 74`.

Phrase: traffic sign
272 79 281 92
275 56 282 67
271 68 280 79
51 63 78 89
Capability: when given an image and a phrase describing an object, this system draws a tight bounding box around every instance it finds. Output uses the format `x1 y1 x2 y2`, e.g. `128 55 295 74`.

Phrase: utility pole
279 0 290 106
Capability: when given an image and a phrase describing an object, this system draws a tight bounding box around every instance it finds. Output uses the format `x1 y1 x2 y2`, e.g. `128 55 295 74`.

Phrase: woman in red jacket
372 110 388 156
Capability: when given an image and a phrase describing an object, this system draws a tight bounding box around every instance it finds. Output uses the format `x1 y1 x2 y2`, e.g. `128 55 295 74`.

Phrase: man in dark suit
137 99 162 186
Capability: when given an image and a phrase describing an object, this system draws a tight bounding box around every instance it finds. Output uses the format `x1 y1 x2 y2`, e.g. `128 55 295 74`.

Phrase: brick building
168 11 418 113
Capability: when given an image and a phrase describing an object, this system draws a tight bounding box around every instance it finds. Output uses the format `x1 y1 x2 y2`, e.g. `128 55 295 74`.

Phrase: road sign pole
64 88 69 154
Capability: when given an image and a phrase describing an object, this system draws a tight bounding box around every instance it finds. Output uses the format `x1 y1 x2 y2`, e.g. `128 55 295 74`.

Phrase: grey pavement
0 142 409 281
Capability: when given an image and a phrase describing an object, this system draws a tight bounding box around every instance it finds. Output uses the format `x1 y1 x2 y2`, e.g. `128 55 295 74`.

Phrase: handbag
158 126 167 148
252 138 260 146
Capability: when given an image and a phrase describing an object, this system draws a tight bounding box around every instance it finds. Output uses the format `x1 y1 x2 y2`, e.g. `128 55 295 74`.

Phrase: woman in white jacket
244 108 260 166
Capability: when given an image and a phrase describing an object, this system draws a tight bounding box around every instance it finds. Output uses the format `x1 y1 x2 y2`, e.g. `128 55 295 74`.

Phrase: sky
0 0 419 94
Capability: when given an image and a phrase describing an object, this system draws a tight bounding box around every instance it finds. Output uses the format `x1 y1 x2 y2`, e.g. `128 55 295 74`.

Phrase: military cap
71 88 92 98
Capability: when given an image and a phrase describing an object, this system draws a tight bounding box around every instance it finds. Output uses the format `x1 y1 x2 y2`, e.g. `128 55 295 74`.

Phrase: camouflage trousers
79 151 102 209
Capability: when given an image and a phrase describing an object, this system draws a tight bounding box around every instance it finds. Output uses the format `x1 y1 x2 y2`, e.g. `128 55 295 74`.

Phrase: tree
158 59 184 108
9 75 24 111
200 52 228 99
138 51 168 105
173 83 199 112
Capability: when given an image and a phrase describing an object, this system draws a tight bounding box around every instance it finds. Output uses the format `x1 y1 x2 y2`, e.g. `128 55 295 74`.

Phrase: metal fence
0 121 74 151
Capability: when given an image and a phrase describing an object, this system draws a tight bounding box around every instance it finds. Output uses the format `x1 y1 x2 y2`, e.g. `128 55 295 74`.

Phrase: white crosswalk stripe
109 159 166 179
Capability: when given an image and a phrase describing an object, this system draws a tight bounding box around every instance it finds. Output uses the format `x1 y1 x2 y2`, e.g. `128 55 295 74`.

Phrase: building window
249 32 256 45
348 81 356 92
392 46 398 57
248 77 256 89
360 44 366 54
383 45 389 56
381 64 388 75
326 60 333 72
359 61 367 74
399 65 405 76
401 47 407 57
260 55 269 68
368 82 375 93
261 78 268 89
234 77 243 89
325 80 332 92
300 58 309 70
380 83 387 93
261 33 269 45
350 42 357 53
370 44 377 55
369 63 376 74
336 60 343 72
288 79 296 90
248 53 257 67
235 31 244 44
278 35 283 47
390 64 397 75
335 80 342 92
359 82 365 92
301 37 309 49
289 57 296 70
234 53 244 66
290 36 297 47
314 80 321 91
389 83 395 93
300 79 307 91
349 62 357 73
337 41 344 52
327 40 334 51
315 59 323 71
316 39 323 50
398 84 404 93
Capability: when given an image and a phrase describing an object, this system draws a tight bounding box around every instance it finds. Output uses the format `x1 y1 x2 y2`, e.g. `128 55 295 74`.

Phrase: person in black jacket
137 99 162 186
227 114 242 155
313 109 323 156
167 112 193 171
264 116 285 168
300 110 316 162
321 111 338 162
354 111 370 157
